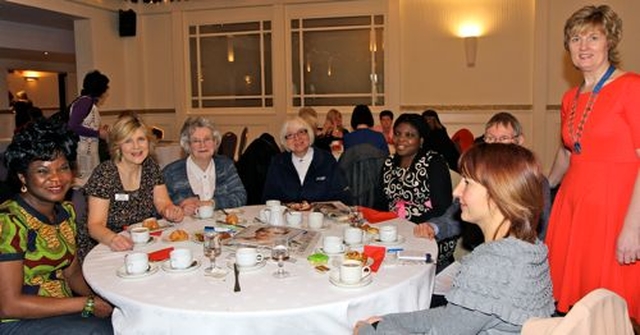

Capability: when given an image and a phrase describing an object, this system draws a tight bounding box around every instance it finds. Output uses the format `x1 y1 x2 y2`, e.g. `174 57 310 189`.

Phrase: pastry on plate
168 229 189 242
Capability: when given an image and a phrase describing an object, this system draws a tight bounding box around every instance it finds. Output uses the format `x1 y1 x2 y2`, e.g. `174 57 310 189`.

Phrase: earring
21 184 27 193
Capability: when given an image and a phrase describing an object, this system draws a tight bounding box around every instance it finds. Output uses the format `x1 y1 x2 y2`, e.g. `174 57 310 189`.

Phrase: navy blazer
262 148 352 205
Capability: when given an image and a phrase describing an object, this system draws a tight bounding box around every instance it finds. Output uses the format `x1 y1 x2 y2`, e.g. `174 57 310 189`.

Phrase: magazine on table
226 224 320 255
312 201 351 221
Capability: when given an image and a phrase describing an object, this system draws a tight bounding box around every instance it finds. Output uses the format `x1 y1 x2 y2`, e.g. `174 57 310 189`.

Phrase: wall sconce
459 23 481 67
227 36 235 63
24 76 39 82
464 36 478 67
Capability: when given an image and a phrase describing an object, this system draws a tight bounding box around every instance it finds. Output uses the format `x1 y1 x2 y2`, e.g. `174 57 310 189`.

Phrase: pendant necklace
567 65 615 154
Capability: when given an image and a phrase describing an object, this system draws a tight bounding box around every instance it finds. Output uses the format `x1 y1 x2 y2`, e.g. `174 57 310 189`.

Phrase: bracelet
81 295 95 318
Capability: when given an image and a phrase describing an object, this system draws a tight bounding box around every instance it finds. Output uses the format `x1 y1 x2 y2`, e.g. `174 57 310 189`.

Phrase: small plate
116 263 159 279
372 235 406 247
192 214 216 220
161 260 201 273
329 273 373 288
227 259 267 272
204 267 229 278
305 223 330 231
219 208 245 215
161 230 191 243
317 247 346 256
133 236 158 248
128 219 174 232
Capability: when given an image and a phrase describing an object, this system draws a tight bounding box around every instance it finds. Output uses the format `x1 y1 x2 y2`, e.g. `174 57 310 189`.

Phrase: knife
233 263 241 292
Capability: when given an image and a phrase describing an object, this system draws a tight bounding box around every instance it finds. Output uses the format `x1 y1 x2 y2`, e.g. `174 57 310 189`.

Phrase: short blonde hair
279 117 315 151
109 114 155 162
564 5 623 67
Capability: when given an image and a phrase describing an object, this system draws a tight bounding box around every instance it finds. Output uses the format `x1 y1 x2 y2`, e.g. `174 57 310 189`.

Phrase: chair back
338 144 386 208
522 288 634 335
238 127 249 156
236 133 281 205
218 132 238 161
451 128 474 153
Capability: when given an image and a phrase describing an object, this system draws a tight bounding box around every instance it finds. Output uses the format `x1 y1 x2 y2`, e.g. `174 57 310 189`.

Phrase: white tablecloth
83 206 437 335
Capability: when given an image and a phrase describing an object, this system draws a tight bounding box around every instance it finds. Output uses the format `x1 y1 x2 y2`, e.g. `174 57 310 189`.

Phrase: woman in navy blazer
262 117 352 205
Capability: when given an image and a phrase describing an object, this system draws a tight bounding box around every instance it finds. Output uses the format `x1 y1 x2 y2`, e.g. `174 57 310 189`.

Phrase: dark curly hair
4 118 78 192
390 113 433 168
81 70 110 97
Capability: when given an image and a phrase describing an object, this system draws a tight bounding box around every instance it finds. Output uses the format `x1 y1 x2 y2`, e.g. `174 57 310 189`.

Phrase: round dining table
83 205 438 335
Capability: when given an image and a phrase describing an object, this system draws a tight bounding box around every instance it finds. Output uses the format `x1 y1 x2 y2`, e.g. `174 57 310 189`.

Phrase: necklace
567 65 615 154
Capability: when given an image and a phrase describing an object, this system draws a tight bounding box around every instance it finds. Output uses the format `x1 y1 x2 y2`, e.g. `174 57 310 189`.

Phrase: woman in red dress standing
546 5 640 324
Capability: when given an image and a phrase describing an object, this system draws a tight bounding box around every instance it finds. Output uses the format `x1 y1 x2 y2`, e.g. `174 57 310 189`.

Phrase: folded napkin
148 247 174 262
359 207 397 224
150 230 163 237
363 245 386 272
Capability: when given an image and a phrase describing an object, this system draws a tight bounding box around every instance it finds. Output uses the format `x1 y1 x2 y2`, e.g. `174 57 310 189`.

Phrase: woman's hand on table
179 198 199 216
163 204 184 223
94 296 114 318
414 223 436 240
109 234 133 251
353 316 382 334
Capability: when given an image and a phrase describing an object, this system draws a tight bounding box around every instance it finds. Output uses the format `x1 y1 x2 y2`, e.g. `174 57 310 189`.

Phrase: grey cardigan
357 237 554 335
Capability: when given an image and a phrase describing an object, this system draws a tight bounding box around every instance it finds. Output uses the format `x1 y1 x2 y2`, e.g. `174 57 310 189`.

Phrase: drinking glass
203 232 226 277
271 237 290 279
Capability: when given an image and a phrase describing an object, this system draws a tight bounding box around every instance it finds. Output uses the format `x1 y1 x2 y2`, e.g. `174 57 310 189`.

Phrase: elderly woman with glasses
163 117 247 215
262 117 352 204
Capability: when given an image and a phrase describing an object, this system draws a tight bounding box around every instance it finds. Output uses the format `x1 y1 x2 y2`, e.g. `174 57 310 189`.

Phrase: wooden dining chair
237 127 249 157
218 131 238 161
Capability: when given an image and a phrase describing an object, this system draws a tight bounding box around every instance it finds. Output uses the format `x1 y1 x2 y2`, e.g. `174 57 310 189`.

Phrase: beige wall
3 0 640 169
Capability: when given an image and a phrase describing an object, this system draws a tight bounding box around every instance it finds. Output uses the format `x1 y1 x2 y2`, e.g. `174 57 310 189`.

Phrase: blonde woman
78 114 183 258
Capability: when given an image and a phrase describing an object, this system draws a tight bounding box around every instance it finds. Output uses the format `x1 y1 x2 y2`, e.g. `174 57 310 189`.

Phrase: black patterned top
381 151 452 224
77 158 164 259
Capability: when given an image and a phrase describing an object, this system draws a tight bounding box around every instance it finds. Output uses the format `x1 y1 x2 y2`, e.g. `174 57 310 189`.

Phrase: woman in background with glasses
163 117 247 215
262 117 352 205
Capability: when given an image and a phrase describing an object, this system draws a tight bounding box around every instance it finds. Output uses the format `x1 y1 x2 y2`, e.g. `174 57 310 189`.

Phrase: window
291 15 384 107
189 21 273 108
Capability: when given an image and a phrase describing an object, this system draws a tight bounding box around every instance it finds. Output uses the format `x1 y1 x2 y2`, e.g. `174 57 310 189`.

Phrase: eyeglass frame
284 128 309 140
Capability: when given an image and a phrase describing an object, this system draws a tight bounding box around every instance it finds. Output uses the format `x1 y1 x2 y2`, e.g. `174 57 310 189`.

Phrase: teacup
286 211 303 226
195 204 214 219
265 199 281 208
344 227 364 245
323 236 345 254
379 225 398 242
340 259 371 284
308 212 324 229
125 252 149 275
170 248 193 269
235 247 265 267
130 227 150 244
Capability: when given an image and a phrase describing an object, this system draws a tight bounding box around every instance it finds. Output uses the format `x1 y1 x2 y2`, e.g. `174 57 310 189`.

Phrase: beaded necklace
567 65 615 154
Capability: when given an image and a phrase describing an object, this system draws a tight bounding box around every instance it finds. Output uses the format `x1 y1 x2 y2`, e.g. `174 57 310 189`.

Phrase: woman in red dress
546 5 640 324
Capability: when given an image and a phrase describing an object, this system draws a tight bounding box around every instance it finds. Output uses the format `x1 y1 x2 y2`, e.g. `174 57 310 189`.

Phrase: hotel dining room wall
4 0 640 171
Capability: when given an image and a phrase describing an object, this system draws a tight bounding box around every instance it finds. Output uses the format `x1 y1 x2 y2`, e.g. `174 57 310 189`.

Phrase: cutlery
233 263 241 292
220 208 230 216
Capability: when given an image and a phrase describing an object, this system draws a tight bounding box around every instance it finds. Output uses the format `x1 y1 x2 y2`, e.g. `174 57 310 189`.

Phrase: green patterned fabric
0 198 78 322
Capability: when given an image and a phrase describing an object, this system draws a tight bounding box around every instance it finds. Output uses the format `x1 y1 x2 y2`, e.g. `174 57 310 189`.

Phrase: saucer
329 274 373 288
133 236 157 247
318 247 346 256
116 263 159 279
161 260 201 273
306 223 329 231
204 267 229 278
219 208 245 215
227 259 267 272
128 220 173 232
372 235 406 246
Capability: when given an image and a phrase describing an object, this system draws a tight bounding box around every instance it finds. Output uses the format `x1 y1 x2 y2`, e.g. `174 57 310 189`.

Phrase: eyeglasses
284 129 308 140
190 137 214 145
484 135 519 143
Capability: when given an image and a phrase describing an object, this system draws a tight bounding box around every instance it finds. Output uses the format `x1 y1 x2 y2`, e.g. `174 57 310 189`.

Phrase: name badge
115 193 129 201
315 176 327 182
